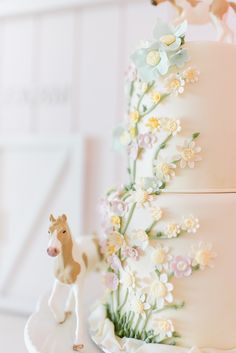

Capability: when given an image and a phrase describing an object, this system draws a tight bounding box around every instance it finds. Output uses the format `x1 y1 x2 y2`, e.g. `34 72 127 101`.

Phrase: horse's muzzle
47 247 60 257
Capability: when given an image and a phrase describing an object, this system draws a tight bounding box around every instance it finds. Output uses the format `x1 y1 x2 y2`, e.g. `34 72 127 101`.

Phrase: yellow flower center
111 216 120 226
196 250 211 266
152 249 166 264
161 163 171 175
169 79 181 90
146 50 161 66
152 91 161 104
146 117 161 130
182 147 195 161
184 218 194 229
130 110 140 123
160 34 176 46
107 244 116 255
157 320 171 332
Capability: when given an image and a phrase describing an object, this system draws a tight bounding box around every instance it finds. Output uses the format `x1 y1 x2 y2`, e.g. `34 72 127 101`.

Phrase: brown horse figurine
151 0 236 42
47 214 101 352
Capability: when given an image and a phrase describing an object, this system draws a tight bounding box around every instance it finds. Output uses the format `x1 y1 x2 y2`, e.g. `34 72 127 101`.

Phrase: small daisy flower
150 206 163 221
165 73 185 96
142 272 174 308
127 229 149 250
154 158 176 182
152 318 175 341
151 244 172 272
181 216 200 234
165 223 181 238
183 66 200 83
146 117 162 132
120 267 139 290
138 132 157 149
171 255 192 278
130 186 156 208
161 118 181 136
190 242 217 270
132 293 151 317
177 139 202 169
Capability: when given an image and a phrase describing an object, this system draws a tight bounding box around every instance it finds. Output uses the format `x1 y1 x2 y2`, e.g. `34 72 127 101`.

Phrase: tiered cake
89 18 236 353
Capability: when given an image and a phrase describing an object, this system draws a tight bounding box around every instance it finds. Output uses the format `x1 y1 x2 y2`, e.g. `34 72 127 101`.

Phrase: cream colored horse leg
72 283 85 352
210 13 234 43
48 279 71 324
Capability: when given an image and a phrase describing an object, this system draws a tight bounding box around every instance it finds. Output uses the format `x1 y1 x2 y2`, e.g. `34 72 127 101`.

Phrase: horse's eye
62 230 66 234
48 231 50 234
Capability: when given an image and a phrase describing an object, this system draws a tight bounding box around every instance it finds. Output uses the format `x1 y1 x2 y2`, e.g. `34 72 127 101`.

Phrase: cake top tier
114 20 236 192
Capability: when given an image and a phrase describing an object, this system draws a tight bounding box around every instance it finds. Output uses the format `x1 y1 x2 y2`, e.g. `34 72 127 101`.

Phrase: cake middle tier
125 191 236 349
135 42 236 192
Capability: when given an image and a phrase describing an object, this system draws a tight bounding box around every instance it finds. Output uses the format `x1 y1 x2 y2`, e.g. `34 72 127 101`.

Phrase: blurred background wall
0 0 235 352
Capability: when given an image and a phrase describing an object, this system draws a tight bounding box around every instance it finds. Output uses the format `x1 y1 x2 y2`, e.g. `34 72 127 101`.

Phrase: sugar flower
127 229 149 250
140 177 162 193
152 318 175 341
171 255 192 278
125 63 138 82
165 223 181 238
130 185 156 207
107 231 125 253
110 200 128 217
151 244 172 272
190 242 217 270
120 267 139 290
183 66 200 83
122 246 142 261
138 132 157 149
150 206 163 221
113 125 131 151
132 293 151 317
153 19 187 52
181 216 200 234
143 272 174 308
161 118 181 136
146 117 162 132
107 254 122 272
151 91 161 104
103 272 119 291
177 139 202 169
130 110 140 124
165 73 185 96
154 158 176 182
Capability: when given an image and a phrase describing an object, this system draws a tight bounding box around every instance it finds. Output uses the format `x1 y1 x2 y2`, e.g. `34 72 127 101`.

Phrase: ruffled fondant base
88 304 236 353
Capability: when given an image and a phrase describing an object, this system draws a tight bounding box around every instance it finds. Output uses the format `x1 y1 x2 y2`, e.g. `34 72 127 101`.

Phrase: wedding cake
89 17 236 353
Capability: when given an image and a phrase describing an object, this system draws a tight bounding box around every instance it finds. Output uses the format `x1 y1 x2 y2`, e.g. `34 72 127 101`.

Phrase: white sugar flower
165 73 185 96
161 118 181 136
150 206 163 221
152 318 175 341
130 186 156 208
154 158 176 182
142 272 174 308
183 66 200 84
190 242 217 270
131 293 151 317
127 229 149 250
120 266 139 290
151 244 172 272
165 223 181 238
181 216 200 234
177 139 202 169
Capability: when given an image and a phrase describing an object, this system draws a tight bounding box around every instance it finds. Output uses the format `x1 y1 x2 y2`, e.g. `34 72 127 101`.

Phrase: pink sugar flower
110 200 128 217
107 254 122 272
122 246 142 261
171 255 192 278
103 272 119 291
138 132 157 149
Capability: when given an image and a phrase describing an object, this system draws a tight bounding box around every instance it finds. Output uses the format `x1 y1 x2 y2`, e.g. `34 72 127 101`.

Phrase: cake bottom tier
101 192 236 350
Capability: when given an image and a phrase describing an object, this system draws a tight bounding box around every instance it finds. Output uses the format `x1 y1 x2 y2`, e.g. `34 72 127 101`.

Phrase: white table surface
0 313 28 353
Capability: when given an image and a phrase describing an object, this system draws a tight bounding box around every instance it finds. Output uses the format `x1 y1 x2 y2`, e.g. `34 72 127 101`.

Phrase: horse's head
47 214 70 257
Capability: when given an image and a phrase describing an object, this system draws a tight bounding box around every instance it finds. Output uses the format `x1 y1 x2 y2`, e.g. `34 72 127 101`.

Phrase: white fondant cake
90 18 236 353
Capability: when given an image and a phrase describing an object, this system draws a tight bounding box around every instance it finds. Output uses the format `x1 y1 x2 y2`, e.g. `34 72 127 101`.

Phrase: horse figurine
151 0 236 42
47 214 101 352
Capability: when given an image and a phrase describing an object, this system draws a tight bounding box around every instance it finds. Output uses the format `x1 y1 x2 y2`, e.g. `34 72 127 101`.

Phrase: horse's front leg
72 281 85 352
48 279 71 324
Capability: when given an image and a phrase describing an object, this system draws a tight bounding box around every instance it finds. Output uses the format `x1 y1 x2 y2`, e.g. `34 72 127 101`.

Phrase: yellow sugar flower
130 111 140 124
111 215 121 226
146 117 161 131
129 126 137 139
151 91 161 104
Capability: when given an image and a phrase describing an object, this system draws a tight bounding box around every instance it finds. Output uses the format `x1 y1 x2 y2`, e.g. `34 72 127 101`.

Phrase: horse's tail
229 2 236 13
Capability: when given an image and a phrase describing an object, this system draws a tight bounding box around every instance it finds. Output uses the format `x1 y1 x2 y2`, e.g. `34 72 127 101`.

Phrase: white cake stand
24 272 104 353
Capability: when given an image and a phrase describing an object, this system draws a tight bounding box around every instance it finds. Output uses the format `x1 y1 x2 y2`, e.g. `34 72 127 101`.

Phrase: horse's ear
61 214 67 222
50 214 56 222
